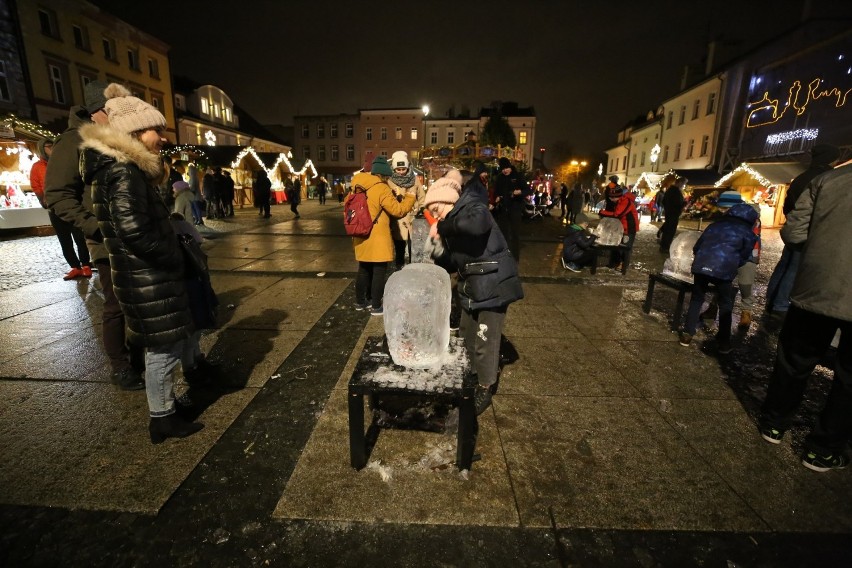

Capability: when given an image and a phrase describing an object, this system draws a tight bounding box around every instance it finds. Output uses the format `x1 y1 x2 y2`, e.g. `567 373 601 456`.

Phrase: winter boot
738 310 752 328
149 413 204 444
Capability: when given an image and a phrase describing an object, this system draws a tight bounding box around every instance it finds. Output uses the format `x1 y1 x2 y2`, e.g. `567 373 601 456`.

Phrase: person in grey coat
759 159 852 472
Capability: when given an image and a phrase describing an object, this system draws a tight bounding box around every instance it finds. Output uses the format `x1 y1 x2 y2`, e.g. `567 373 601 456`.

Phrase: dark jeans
221 198 234 216
608 232 635 267
356 261 387 309
460 306 507 388
766 245 801 312
684 274 734 340
761 306 852 454
318 192 326 205
259 199 270 217
49 210 89 268
659 216 680 251
497 206 522 262
96 259 143 373
290 202 300 217
190 201 204 224
393 239 407 268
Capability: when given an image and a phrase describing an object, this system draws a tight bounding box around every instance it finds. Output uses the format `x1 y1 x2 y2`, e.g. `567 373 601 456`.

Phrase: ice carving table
589 243 631 275
348 336 478 471
642 272 737 331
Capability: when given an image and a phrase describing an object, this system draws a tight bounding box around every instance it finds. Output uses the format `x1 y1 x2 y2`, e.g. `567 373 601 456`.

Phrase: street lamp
569 159 587 184
420 104 430 168
539 147 546 168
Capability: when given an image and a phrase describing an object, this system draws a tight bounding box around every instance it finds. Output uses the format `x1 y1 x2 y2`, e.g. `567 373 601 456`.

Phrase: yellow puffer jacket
351 172 415 262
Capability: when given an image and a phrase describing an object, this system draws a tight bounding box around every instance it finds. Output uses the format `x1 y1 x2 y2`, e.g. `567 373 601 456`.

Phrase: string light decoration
0 114 58 139
230 147 317 189
714 163 774 188
766 128 819 145
747 77 852 128
161 145 208 160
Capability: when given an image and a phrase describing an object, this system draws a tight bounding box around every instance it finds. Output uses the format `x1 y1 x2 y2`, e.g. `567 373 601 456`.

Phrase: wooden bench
642 272 736 331
348 336 478 471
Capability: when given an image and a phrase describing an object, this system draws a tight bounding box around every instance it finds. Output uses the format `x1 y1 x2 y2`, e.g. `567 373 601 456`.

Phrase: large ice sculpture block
661 230 701 282
383 263 451 368
594 217 624 246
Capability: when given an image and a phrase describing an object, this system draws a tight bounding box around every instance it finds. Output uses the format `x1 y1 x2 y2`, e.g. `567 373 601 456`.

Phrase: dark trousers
684 274 734 339
460 306 507 388
761 306 852 454
318 192 326 205
497 207 522 262
290 202 299 217
659 216 680 251
393 239 407 268
608 232 635 267
221 198 234 216
49 210 89 268
356 261 387 310
190 201 204 224
96 259 143 373
259 199 270 217
338 193 344 203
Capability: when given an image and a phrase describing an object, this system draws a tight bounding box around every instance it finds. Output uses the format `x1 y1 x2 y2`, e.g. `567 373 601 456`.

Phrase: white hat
103 83 166 134
391 151 409 171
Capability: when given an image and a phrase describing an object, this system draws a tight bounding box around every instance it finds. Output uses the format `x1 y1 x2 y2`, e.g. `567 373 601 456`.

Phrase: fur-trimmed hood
79 123 163 181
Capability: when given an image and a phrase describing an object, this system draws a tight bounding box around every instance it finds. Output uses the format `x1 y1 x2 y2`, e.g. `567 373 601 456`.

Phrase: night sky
93 0 852 168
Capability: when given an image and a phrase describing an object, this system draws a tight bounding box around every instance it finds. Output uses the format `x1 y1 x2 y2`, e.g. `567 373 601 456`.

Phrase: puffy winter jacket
691 203 759 281
599 192 639 234
562 224 597 263
79 123 192 348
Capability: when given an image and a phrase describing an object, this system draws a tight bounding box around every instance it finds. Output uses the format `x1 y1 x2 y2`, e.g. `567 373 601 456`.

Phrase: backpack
343 185 382 238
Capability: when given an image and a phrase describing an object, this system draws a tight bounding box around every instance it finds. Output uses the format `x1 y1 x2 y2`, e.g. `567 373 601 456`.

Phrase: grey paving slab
0 380 257 513
299 252 360 273
235 258 322 272
0 321 87 364
504 302 587 338
206 257 256 271
0 326 109 380
0 279 95 320
496 394 767 531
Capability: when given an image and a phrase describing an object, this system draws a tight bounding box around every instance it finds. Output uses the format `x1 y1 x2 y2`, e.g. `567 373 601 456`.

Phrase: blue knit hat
717 190 744 208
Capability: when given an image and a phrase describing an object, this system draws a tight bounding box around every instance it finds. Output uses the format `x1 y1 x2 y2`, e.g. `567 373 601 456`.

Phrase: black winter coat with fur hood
79 123 192 348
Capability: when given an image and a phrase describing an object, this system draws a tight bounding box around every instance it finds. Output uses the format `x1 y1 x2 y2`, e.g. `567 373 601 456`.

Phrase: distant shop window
345 123 353 137
678 106 686 125
410 127 418 140
301 124 309 138
102 37 116 61
331 145 339 161
317 124 325 138
666 111 673 129
674 142 682 161
72 25 90 50
395 127 402 140
200 98 209 115
127 49 140 71
366 127 372 141
346 144 354 161
330 124 338 138
0 61 10 101
38 9 60 38
700 135 709 157
662 145 669 163
447 131 454 144
47 63 68 104
430 131 437 144
318 146 326 161
687 139 694 159
380 127 387 140
302 146 311 160
148 58 159 79
706 93 717 115
692 99 700 120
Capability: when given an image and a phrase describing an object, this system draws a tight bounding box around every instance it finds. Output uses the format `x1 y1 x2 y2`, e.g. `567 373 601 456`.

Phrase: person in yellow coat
352 156 416 315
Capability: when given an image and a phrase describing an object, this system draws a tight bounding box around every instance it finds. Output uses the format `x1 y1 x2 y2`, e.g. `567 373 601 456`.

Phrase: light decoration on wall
650 144 661 164
162 144 208 160
0 114 58 140
714 163 774 188
765 128 819 145
632 171 663 190
230 147 315 190
204 130 217 146
746 77 851 127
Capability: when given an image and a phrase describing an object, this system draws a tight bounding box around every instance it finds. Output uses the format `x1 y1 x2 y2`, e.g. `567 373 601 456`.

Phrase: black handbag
177 233 209 279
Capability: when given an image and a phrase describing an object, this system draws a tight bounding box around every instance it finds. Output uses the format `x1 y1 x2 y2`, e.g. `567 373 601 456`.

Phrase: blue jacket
691 203 758 281
562 224 597 262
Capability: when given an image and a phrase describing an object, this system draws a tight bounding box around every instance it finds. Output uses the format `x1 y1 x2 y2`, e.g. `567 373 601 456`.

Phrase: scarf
390 169 416 189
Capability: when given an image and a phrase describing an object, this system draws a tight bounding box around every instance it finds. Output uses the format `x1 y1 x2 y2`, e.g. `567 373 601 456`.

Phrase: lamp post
420 105 430 171
539 147 546 169
569 159 587 185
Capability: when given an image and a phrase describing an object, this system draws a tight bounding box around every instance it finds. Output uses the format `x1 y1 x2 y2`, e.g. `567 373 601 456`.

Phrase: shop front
713 162 805 227
0 115 55 230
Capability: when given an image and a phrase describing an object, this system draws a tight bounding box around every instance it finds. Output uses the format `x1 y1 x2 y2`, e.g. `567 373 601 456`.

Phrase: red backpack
343 184 383 238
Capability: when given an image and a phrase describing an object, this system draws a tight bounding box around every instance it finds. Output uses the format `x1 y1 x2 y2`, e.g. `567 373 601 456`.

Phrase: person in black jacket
659 177 685 252
254 170 272 218
493 157 531 261
80 83 205 444
220 170 235 217
561 213 597 272
426 178 524 415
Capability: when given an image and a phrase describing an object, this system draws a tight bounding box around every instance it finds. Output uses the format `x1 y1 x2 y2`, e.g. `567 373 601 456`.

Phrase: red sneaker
81 265 93 278
63 267 83 280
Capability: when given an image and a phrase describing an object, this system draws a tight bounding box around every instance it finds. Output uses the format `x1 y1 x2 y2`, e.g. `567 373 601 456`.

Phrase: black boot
148 413 204 444
111 367 145 391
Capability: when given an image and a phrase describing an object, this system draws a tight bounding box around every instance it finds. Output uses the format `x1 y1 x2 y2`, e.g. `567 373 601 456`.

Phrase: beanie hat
498 157 512 170
716 190 744 208
810 144 840 166
370 156 393 177
608 175 619 183
173 180 190 192
607 185 624 198
103 83 167 134
574 212 591 225
83 80 109 114
423 178 461 207
445 168 463 186
390 151 409 170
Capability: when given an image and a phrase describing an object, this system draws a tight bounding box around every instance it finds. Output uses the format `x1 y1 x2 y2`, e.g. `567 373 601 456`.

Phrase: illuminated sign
204 130 217 146
747 77 851 128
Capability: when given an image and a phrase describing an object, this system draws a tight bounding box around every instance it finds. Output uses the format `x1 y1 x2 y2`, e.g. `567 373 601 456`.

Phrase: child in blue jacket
680 202 758 352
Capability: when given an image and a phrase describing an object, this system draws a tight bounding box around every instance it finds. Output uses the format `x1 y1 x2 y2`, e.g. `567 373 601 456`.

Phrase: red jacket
599 192 639 234
29 159 48 207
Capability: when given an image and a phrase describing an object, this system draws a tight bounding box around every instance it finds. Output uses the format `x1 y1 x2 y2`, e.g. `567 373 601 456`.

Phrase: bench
348 336 478 471
589 243 631 275
642 272 736 331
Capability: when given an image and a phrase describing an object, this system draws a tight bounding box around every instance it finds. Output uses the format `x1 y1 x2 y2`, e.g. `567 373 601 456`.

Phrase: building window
317 124 324 138
674 142 682 161
224 107 231 122
395 127 402 140
430 131 437 144
621 156 627 170
301 124 309 138
346 144 354 161
640 151 646 167
345 123 353 137
148 58 159 78
687 139 695 159
174 94 185 111
72 25 89 50
447 131 454 144
631 154 637 168
318 145 326 161
707 92 717 115
0 61 10 102
151 95 163 110
302 146 311 160
666 111 673 129
700 135 710 157
692 99 700 120
47 63 67 104
519 131 527 145
662 145 669 163
127 49 140 71
678 105 686 125
38 9 60 38
102 37 116 61
380 127 387 140
200 98 209 114
410 127 418 140
331 145 339 161
213 104 220 118
330 124 338 138
365 127 372 141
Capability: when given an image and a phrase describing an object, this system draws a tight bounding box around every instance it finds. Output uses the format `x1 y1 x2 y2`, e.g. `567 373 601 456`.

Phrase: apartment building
292 112 360 180
658 76 722 175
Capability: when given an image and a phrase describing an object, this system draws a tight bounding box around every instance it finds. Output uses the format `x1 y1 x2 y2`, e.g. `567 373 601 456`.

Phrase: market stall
713 162 806 227
0 115 55 230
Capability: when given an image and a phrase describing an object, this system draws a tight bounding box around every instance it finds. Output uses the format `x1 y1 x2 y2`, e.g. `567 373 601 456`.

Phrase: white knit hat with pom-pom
102 83 166 134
